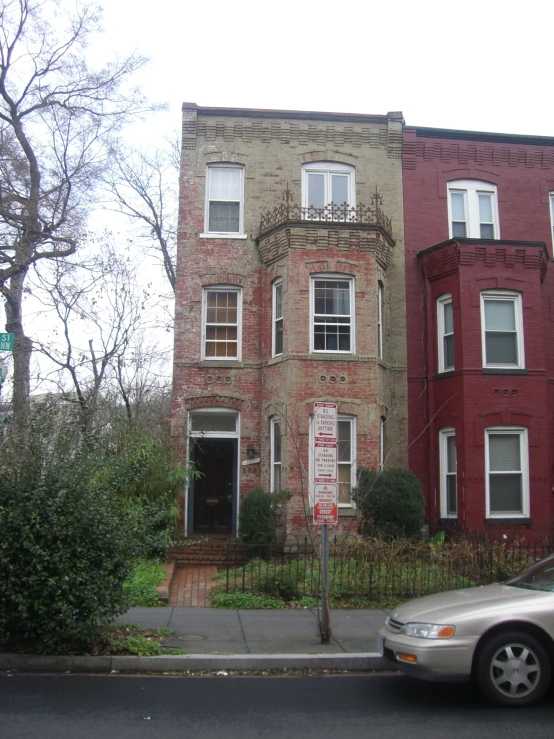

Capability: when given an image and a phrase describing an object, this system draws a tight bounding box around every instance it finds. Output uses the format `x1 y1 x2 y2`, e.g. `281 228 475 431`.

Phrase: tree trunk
5 271 32 420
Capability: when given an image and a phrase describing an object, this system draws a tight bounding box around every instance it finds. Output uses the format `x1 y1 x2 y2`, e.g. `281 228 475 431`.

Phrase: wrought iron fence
220 534 553 605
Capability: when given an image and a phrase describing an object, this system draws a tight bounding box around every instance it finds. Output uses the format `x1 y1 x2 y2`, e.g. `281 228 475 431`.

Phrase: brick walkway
168 565 218 607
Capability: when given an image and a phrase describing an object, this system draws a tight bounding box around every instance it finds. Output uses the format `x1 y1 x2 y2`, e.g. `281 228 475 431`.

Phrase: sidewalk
120 605 390 655
0 607 393 674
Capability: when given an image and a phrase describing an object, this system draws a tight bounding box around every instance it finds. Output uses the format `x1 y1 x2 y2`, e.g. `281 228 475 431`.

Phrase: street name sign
0 333 13 352
313 483 338 525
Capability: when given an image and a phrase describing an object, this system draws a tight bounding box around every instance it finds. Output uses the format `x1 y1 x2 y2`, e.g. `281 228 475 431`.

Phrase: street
1 673 554 738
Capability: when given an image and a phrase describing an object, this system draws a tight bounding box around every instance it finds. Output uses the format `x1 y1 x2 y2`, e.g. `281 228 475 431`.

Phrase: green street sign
0 333 13 351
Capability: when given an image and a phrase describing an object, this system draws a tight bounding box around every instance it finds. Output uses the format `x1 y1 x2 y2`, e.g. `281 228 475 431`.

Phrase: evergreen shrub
352 467 425 539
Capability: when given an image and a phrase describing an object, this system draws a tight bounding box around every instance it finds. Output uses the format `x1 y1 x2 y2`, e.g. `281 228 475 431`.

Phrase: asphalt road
1 672 554 738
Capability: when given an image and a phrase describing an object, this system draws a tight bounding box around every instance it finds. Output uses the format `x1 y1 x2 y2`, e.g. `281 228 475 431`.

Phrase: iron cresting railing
222 535 553 604
258 187 393 240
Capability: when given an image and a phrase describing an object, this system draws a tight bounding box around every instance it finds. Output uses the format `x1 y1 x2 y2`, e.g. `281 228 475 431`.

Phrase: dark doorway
189 438 237 535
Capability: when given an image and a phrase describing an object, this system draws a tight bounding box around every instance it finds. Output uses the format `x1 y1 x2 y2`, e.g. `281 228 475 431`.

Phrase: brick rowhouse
403 126 554 536
171 104 408 538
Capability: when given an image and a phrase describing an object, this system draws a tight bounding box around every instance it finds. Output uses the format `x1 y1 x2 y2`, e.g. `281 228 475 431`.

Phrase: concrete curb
0 652 387 674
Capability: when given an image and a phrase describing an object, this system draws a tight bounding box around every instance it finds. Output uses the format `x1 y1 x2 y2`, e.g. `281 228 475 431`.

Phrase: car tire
476 630 551 707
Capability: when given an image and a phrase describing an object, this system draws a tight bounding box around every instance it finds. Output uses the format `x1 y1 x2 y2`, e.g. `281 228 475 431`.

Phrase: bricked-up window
302 162 355 219
439 428 457 518
485 427 529 518
437 294 454 372
447 180 499 239
272 280 283 357
480 291 524 369
311 277 354 353
338 416 356 506
202 287 241 360
270 417 282 492
205 165 244 234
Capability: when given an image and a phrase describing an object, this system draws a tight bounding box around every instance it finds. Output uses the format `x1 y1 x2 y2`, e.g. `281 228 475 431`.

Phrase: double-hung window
485 427 529 517
439 428 457 518
205 165 244 235
480 291 524 369
270 417 282 492
272 280 283 357
437 294 454 372
202 287 241 360
448 180 499 239
302 162 355 218
311 276 354 353
338 416 356 507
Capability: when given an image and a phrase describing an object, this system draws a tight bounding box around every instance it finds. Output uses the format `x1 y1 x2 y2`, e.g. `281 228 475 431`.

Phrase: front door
190 438 236 535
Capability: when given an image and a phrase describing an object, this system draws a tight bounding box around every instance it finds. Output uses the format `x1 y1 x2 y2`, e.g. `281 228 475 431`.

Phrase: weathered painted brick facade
403 126 554 536
172 104 408 537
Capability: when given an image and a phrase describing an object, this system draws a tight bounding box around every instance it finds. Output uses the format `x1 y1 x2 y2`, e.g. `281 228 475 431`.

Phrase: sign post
312 402 338 642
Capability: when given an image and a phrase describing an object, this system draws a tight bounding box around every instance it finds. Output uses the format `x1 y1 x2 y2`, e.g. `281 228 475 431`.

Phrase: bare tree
31 240 152 430
0 0 159 419
105 136 179 293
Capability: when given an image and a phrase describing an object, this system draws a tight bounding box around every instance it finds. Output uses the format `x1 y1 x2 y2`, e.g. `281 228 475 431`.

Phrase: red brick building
403 126 554 536
172 103 554 539
171 104 408 537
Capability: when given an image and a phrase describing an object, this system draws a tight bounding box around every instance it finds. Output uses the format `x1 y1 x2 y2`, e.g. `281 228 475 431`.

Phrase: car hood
389 583 554 624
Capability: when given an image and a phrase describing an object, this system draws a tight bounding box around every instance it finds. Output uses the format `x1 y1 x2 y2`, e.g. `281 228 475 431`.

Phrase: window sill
482 368 528 375
200 360 243 367
434 370 455 379
484 517 532 525
199 233 248 240
310 352 356 360
338 507 356 517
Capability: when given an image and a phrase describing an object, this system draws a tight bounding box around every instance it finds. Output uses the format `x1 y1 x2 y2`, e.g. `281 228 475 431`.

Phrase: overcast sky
94 0 553 139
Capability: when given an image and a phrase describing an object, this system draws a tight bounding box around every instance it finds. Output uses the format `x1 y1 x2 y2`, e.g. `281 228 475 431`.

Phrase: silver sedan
377 552 554 706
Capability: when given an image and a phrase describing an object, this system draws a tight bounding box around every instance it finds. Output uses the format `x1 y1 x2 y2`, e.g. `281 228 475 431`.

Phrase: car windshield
505 553 554 592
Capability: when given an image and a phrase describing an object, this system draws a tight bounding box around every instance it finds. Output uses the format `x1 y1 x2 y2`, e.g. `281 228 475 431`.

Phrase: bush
353 467 425 539
0 411 139 651
238 488 277 551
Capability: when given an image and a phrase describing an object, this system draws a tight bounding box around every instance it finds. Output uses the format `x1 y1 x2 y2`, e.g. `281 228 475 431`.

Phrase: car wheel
476 631 551 707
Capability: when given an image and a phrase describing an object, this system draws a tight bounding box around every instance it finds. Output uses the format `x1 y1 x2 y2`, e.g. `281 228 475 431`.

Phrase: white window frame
201 286 242 361
447 180 499 239
437 294 454 373
301 161 356 216
337 415 356 508
548 192 554 248
270 417 282 493
480 290 524 369
550 192 554 248
377 282 383 360
310 275 355 354
272 279 283 357
203 164 245 237
379 417 385 471
485 427 529 518
439 428 457 519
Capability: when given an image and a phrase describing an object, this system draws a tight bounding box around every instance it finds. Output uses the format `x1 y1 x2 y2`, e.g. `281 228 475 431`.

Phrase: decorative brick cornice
258 225 394 270
418 239 549 282
403 138 554 171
